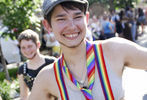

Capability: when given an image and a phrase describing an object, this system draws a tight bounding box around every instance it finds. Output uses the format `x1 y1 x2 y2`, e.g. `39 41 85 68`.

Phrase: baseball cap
42 0 88 17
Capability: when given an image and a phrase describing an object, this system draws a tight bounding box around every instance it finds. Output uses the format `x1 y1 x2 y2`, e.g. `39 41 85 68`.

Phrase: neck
28 53 44 69
61 40 86 67
29 52 42 61
61 40 87 81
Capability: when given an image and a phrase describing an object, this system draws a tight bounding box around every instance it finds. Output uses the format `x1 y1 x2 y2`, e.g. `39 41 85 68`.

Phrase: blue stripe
93 45 108 99
82 90 92 99
86 41 91 51
58 59 69 100
87 59 95 73
89 82 94 89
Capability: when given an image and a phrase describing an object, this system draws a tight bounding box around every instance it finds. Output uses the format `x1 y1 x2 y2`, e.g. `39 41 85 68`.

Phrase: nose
67 19 77 30
25 47 30 52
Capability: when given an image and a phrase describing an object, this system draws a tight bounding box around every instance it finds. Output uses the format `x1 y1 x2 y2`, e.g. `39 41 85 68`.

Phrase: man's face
20 39 39 59
45 5 87 48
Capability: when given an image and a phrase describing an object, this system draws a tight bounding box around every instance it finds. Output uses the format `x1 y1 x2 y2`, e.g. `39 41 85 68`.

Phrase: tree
0 0 41 81
88 0 138 11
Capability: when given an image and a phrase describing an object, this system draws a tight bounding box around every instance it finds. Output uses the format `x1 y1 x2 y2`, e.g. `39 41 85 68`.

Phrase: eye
57 18 65 21
21 47 25 50
75 16 82 19
74 15 83 20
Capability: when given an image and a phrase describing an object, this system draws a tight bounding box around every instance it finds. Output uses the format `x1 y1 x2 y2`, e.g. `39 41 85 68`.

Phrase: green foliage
88 0 138 9
0 79 19 100
0 80 11 100
0 67 19 100
0 0 41 39
0 67 18 81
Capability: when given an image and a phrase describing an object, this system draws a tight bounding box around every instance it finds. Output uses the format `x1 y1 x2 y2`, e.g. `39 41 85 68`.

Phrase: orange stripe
99 44 114 99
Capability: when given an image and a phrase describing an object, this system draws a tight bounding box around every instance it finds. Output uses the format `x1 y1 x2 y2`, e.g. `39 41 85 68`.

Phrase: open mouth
63 32 80 39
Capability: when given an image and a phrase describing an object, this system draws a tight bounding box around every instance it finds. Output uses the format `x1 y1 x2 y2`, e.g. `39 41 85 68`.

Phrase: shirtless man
29 0 147 100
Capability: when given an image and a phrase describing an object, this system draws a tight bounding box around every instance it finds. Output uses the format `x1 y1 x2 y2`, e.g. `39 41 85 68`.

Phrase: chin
59 38 84 48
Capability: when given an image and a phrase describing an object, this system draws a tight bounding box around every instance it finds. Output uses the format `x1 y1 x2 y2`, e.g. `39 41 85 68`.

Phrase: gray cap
42 0 88 17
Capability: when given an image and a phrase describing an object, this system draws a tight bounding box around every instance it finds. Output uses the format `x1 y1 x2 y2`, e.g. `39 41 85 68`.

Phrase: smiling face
20 39 39 59
43 5 87 48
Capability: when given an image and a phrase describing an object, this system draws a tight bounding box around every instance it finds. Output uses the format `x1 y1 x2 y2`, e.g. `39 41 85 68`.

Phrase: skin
29 4 147 100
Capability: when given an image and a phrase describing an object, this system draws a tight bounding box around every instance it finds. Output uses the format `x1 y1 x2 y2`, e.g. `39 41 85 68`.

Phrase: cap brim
43 0 88 17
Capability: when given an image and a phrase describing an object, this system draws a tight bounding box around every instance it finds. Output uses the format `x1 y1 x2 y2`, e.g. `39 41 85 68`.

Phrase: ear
86 11 89 24
42 19 52 32
36 41 41 49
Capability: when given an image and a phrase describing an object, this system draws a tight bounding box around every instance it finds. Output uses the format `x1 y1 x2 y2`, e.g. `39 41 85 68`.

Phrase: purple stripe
82 90 93 99
87 59 95 73
86 41 92 52
93 45 108 99
58 59 69 100
89 82 94 89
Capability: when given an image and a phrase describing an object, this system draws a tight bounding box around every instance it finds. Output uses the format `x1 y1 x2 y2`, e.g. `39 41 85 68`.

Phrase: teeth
65 34 78 38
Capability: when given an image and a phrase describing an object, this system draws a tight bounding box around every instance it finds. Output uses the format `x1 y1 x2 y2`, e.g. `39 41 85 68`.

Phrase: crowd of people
15 0 147 100
88 6 147 42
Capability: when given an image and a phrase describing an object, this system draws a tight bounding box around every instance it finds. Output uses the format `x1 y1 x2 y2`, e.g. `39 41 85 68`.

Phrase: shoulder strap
54 59 69 100
54 43 114 100
23 63 27 75
93 43 114 100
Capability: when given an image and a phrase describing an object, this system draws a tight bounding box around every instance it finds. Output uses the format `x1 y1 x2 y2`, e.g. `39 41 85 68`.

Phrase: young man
29 0 147 100
17 29 56 100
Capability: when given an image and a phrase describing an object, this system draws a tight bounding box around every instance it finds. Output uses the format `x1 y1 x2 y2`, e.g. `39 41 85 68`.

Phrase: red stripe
54 64 64 100
99 44 114 99
69 71 73 82
86 46 93 59
88 65 95 77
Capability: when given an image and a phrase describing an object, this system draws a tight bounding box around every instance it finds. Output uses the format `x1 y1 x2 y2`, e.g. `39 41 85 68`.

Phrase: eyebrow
55 11 83 18
74 11 83 16
55 14 66 18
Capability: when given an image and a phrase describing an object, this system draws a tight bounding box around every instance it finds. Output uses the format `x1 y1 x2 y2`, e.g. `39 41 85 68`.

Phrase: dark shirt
18 58 55 91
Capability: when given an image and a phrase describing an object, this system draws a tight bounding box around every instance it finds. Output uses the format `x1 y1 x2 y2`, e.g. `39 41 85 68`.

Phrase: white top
1 37 21 63
45 32 60 47
57 56 124 100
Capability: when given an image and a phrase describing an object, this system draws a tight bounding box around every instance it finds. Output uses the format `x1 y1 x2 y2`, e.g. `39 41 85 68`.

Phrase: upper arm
105 37 147 70
123 40 147 69
18 74 29 100
29 65 59 100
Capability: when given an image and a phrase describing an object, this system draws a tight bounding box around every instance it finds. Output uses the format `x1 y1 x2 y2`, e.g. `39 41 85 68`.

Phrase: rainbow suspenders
54 42 114 100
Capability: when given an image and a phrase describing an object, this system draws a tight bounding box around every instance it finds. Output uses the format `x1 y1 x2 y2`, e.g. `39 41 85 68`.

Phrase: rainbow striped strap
54 42 114 100
61 41 95 100
93 43 114 100
54 59 69 100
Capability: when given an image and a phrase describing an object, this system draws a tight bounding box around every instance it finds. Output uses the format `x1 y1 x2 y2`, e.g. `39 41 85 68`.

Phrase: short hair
18 29 40 45
45 2 87 26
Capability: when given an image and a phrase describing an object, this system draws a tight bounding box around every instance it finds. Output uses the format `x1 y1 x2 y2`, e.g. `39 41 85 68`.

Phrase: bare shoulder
43 55 57 60
32 62 59 97
94 37 140 52
93 37 145 62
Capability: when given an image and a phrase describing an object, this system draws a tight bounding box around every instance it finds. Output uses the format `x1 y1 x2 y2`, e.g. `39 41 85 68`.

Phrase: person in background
137 8 146 35
46 31 61 58
102 14 116 39
17 29 56 100
29 0 147 100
